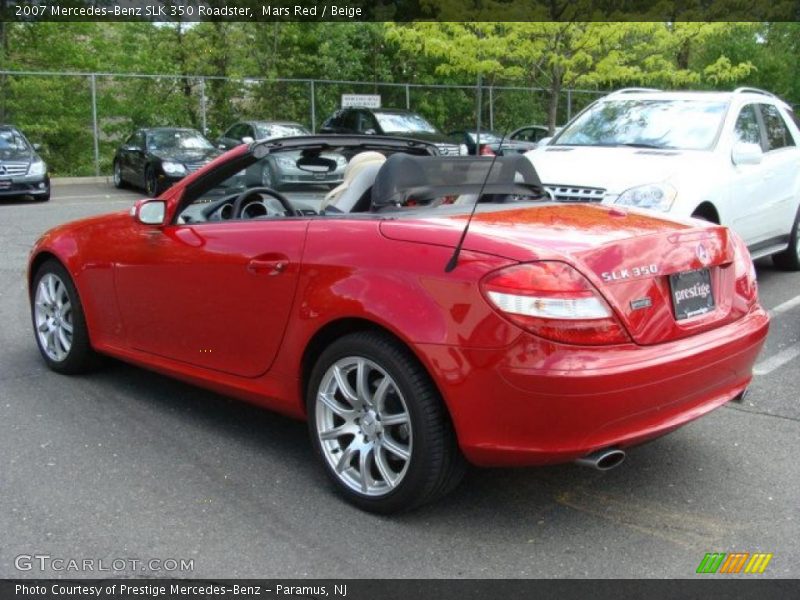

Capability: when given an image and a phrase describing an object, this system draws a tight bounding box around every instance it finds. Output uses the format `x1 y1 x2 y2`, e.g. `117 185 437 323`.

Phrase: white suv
526 88 800 270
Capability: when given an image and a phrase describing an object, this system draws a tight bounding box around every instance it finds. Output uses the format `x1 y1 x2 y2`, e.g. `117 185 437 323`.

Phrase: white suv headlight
161 161 186 176
28 160 47 177
615 183 677 212
459 143 469 156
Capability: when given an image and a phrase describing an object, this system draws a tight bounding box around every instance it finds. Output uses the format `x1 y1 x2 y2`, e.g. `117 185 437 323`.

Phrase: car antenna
444 131 508 273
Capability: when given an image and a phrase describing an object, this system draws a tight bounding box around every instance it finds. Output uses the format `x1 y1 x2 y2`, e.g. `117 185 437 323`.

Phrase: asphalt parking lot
1 182 798 579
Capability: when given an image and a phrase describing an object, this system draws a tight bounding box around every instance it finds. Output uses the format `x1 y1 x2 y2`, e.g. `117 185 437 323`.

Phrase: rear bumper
417 305 769 466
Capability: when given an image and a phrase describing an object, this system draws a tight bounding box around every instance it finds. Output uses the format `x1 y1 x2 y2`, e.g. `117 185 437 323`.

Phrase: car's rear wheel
31 260 103 374
773 206 800 271
307 331 465 513
113 160 126 189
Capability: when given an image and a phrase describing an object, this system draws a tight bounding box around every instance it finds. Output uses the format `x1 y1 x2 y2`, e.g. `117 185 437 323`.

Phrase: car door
757 103 800 240
727 103 775 246
130 130 148 187
112 192 309 379
120 131 145 184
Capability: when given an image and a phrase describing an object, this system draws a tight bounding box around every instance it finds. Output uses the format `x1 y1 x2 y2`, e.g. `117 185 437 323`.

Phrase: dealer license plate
669 268 714 320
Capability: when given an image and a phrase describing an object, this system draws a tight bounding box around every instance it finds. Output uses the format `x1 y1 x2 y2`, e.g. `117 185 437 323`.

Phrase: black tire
306 331 466 513
144 165 161 197
35 191 50 202
112 160 126 189
772 205 800 271
30 259 104 374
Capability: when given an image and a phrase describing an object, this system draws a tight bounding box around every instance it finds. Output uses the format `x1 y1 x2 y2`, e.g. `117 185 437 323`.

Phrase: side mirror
217 143 227 150
32 143 42 151
732 141 763 166
364 129 377 135
537 137 552 147
133 199 166 225
241 136 254 144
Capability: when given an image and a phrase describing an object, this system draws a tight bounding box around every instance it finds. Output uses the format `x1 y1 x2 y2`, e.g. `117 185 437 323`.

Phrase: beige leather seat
322 151 386 213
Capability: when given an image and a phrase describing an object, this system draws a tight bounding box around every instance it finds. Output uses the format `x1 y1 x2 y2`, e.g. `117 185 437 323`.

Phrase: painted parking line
752 294 800 376
768 294 800 317
754 344 800 376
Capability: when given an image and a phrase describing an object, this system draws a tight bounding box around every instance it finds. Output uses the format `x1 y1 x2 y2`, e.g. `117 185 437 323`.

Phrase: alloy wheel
34 273 73 362
315 356 412 497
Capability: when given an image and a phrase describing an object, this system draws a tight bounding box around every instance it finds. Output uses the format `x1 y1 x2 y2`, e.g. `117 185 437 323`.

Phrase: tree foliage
0 21 797 175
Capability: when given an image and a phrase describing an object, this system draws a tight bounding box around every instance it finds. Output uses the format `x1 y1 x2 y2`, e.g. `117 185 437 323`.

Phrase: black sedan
113 128 220 197
0 124 50 201
448 129 539 156
320 107 466 156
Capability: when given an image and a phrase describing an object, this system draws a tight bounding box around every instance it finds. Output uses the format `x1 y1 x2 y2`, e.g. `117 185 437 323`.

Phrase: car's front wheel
112 160 126 189
307 331 465 513
773 206 800 271
31 260 103 374
144 166 161 197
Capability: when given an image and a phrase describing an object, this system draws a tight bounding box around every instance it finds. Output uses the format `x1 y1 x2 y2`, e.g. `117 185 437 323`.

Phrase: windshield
0 128 31 154
255 124 309 139
467 131 503 144
375 112 438 134
555 99 728 150
147 130 213 151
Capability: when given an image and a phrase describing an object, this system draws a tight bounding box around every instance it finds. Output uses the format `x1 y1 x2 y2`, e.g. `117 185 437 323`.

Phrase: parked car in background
217 120 345 189
216 120 309 150
509 124 551 145
449 129 538 155
526 88 800 270
29 135 768 512
321 107 466 156
0 124 50 201
113 128 220 197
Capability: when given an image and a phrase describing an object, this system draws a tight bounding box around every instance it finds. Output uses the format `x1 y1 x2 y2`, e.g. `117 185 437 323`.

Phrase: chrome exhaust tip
575 448 626 471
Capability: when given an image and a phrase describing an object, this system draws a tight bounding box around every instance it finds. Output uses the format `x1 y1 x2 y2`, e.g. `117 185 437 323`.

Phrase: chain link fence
0 70 606 176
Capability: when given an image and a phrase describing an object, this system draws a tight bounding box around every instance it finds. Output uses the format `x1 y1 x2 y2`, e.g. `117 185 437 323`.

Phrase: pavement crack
722 403 800 424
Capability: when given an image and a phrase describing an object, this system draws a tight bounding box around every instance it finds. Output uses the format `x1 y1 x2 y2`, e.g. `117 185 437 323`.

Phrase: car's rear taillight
479 144 495 156
732 233 758 307
480 262 630 345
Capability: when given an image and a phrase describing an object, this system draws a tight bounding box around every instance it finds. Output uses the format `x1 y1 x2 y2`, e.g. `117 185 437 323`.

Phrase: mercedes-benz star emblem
696 243 710 264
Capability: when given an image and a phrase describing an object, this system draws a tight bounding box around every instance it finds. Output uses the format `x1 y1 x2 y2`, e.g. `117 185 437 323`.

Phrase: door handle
247 258 288 276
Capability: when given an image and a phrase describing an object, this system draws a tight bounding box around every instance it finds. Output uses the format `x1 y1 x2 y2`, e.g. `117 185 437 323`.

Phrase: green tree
387 20 755 133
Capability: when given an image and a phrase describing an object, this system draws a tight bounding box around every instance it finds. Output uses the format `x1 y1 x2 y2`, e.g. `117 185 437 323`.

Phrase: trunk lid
380 204 741 345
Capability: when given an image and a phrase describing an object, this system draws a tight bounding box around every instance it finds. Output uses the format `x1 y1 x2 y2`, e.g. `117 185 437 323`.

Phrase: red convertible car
28 136 769 512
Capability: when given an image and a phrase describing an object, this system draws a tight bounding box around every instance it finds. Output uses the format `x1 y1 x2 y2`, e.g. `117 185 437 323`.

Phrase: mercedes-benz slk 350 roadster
28 136 769 512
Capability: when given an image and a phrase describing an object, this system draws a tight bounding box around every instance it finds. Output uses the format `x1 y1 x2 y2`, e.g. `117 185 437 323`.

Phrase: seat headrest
322 151 386 210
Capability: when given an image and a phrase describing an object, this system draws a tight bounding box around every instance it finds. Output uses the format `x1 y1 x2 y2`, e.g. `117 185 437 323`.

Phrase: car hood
152 148 220 163
526 146 707 193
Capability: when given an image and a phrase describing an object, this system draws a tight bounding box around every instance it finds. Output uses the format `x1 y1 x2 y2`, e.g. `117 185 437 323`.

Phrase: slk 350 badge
601 264 659 282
